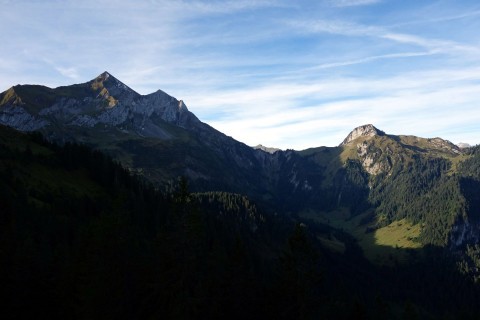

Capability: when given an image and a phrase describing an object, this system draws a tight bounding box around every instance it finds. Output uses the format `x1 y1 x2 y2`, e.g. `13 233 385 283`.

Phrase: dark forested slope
2 125 480 319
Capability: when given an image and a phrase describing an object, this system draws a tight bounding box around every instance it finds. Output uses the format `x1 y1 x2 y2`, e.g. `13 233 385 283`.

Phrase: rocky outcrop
450 217 480 248
253 144 281 154
427 137 462 154
138 91 195 128
356 140 392 175
340 124 385 146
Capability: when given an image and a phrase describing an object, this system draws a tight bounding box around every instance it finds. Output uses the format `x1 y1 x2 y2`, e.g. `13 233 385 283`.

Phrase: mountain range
1 72 480 253
2 72 480 318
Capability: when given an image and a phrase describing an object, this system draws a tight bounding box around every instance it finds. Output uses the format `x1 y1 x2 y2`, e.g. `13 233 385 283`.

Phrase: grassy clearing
373 219 421 248
300 209 422 265
448 153 470 174
360 219 422 265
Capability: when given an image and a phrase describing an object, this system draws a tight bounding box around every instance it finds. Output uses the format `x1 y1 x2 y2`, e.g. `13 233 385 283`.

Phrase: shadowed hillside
2 125 480 319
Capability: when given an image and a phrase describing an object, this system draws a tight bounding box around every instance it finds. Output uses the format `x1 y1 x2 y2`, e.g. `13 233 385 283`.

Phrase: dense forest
1 126 480 319
367 156 461 246
324 148 480 248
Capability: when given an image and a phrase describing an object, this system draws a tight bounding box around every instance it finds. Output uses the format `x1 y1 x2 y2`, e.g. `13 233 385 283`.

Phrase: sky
1 0 479 149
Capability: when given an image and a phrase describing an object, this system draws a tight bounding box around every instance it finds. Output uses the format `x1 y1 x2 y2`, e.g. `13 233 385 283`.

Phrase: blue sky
1 0 479 149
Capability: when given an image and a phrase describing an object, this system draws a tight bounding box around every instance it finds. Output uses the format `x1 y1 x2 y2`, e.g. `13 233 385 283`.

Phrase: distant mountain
253 144 281 154
458 142 471 149
1 72 479 260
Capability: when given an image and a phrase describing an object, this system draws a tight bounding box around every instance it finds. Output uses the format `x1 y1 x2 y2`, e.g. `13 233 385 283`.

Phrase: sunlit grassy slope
301 208 422 265
361 219 422 265
373 219 422 248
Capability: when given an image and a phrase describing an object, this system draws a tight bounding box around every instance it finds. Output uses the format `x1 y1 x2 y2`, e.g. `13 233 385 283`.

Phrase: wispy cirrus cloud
327 0 382 7
288 18 480 58
55 67 80 80
305 51 435 71
381 32 480 54
389 9 480 28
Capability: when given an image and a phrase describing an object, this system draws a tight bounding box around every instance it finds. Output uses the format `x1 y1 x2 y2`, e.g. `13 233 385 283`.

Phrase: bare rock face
356 140 392 175
450 218 480 248
340 124 385 146
0 104 48 131
338 124 394 175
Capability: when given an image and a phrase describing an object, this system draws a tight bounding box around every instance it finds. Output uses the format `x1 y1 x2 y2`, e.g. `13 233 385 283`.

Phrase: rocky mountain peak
89 71 138 102
97 71 111 81
92 71 124 86
340 124 385 146
0 72 196 134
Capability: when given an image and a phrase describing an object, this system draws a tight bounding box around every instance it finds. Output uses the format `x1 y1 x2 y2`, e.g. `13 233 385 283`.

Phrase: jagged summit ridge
340 124 385 146
0 72 198 134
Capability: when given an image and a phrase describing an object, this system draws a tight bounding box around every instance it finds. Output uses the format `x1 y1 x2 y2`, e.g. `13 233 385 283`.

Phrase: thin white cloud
290 18 480 56
390 9 480 28
55 67 80 80
148 0 290 16
307 51 436 70
381 33 480 55
290 19 380 37
328 0 381 7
